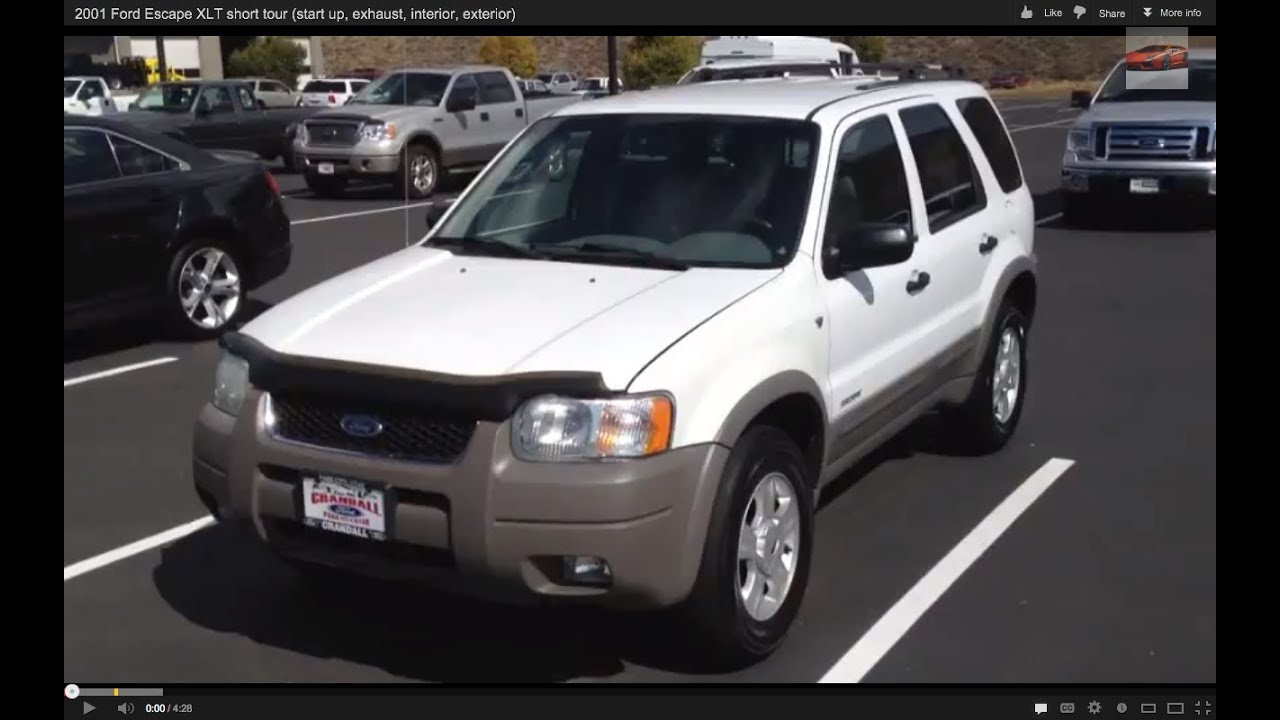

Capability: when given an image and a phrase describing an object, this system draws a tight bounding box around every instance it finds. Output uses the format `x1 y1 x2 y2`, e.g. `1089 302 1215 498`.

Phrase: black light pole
155 36 168 81
607 36 619 95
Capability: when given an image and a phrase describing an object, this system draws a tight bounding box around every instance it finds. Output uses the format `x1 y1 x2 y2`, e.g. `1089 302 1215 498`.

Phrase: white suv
193 75 1037 666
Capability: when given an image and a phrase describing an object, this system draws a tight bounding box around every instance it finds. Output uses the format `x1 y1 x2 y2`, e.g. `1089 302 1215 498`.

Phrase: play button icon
84 701 96 715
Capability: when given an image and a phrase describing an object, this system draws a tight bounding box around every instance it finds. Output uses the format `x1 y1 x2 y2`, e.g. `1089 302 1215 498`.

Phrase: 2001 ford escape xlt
193 71 1038 667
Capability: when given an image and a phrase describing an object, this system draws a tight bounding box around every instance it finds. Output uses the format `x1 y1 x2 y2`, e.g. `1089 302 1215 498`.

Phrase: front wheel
164 240 246 340
395 144 440 200
679 424 815 669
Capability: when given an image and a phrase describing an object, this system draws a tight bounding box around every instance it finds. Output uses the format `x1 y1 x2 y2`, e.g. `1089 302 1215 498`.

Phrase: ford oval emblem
328 504 361 517
1138 136 1164 148
340 414 384 438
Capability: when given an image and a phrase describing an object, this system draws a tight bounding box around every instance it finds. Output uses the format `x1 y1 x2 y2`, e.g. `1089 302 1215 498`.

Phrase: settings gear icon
1088 701 1102 714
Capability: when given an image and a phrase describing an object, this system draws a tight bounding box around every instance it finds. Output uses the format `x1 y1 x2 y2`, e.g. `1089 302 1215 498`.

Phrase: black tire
305 172 347 198
281 143 299 173
395 143 440 200
679 424 815 669
1162 55 1171 70
163 239 247 340
941 302 1029 455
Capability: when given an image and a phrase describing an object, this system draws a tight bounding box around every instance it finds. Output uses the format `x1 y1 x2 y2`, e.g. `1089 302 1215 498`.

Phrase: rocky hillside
318 35 1216 83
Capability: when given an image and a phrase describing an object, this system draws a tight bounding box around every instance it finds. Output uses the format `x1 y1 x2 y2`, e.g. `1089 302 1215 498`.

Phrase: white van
678 36 860 85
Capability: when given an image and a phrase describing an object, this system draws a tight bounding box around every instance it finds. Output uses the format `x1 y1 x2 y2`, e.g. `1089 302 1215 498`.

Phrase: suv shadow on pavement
150 415 963 682
1035 189 1216 232
64 299 275 364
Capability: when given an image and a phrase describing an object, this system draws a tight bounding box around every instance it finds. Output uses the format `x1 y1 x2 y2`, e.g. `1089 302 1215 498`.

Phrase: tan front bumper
192 390 728 610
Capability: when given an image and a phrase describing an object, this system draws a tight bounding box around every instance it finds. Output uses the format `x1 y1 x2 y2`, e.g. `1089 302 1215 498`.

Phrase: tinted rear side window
899 103 987 233
477 71 517 104
956 97 1024 193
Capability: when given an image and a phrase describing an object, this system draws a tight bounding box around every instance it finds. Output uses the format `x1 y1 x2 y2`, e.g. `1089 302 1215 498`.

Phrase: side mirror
425 199 454 229
1070 90 1092 108
445 86 477 113
826 223 915 275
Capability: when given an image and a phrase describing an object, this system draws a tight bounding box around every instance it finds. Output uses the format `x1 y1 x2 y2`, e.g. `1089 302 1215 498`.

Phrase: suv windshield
349 72 450 106
64 80 80 97
1097 59 1216 102
134 83 200 111
428 113 820 269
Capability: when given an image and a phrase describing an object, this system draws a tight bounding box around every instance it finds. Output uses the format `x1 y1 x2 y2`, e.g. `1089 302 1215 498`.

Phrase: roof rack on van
847 63 967 81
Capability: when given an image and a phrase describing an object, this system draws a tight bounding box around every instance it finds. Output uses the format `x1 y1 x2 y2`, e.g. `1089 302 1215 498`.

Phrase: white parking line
1036 212 1064 226
290 201 436 226
63 516 216 581
63 357 179 388
1009 117 1076 132
819 457 1076 683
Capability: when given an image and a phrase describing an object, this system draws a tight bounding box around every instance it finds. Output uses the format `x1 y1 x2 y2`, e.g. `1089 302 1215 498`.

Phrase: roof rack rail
847 62 967 81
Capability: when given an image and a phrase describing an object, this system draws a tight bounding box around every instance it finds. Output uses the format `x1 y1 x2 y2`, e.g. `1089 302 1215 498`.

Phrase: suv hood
1081 101 1216 126
241 247 780 390
313 104 437 123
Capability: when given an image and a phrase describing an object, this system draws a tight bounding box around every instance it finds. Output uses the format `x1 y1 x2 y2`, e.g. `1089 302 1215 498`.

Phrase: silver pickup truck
1061 48 1216 224
294 65 585 199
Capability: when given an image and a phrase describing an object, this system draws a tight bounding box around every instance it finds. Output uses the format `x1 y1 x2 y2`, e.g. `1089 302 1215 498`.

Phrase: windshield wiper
541 242 690 270
429 236 546 259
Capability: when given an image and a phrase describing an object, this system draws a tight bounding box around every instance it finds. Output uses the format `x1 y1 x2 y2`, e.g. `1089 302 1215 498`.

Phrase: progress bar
79 688 163 697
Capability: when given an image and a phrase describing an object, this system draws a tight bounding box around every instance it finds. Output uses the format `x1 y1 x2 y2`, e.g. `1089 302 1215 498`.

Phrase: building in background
63 36 325 83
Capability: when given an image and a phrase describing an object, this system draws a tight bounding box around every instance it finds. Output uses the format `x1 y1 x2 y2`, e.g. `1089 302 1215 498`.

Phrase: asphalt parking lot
63 99 1216 684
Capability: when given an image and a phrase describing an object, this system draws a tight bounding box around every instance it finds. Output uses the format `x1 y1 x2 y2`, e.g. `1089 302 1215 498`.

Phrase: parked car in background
517 78 553 97
298 78 371 107
988 69 1031 89
537 70 579 94
193 73 1037 668
64 116 291 338
64 53 146 90
573 77 621 97
239 78 298 108
294 65 586 199
1062 49 1215 224
1125 44 1189 71
64 77 119 116
116 80 324 170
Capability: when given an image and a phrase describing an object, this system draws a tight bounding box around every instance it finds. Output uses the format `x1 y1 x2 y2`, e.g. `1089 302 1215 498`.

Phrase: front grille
1102 124 1204 161
304 121 361 147
267 393 476 463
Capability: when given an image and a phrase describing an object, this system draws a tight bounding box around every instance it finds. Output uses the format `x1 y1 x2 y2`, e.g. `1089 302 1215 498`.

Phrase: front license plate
317 162 335 175
301 474 388 541
1129 177 1160 194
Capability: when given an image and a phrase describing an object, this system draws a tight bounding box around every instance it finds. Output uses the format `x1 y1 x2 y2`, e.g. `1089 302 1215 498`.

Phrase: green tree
226 36 306 90
829 36 888 63
622 36 701 89
477 36 539 79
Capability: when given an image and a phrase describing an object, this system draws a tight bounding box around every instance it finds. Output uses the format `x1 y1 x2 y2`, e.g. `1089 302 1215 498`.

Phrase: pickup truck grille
304 121 361 147
1100 124 1210 161
266 393 476 464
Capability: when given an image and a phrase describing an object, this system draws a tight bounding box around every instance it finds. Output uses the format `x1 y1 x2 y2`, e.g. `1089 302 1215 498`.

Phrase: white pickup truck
195 74 1037 666
294 65 584 199
64 76 119 116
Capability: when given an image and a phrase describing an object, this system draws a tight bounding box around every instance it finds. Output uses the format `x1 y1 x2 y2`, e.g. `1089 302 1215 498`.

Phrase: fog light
1063 173 1089 192
563 555 612 586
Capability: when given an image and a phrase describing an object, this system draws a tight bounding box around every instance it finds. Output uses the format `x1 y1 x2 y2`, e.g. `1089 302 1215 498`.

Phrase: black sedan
64 116 291 339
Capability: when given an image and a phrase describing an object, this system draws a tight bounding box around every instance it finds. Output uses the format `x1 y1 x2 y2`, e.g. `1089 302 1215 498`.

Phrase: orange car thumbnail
1126 44 1190 71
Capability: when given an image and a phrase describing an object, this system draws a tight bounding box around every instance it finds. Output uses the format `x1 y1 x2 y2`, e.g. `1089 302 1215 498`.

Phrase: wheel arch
712 371 829 490
964 257 1038 376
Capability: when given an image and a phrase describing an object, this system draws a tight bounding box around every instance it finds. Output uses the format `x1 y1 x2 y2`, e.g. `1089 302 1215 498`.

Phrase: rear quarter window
955 96 1024 193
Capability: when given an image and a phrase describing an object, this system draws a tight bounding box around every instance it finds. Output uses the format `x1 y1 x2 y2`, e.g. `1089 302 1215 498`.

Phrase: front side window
824 115 914 252
429 114 821 268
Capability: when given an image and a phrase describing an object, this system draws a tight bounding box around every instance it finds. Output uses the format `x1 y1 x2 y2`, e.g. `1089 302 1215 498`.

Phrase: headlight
512 394 674 461
212 352 250 416
360 122 397 143
296 123 308 144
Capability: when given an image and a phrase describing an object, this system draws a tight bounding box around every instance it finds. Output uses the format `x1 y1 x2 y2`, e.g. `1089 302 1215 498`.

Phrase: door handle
515 108 524 118
480 111 490 121
979 235 999 254
906 270 931 294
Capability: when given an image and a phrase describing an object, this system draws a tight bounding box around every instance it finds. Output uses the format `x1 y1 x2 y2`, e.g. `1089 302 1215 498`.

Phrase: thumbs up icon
1021 5 1033 18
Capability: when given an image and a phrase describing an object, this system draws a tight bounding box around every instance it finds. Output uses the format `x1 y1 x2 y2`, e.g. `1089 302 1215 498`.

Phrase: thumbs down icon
1073 5 1086 18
